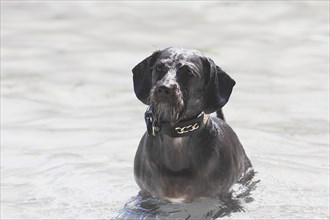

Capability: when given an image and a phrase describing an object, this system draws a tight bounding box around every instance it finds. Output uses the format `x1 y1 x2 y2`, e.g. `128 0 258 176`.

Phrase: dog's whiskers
150 86 184 123
152 102 184 124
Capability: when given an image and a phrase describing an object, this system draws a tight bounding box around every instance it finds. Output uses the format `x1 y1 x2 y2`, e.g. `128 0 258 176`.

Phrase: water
118 177 259 220
1 1 329 219
119 194 245 219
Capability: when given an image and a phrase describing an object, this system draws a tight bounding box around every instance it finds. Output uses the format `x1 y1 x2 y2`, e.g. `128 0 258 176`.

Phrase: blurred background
1 1 329 219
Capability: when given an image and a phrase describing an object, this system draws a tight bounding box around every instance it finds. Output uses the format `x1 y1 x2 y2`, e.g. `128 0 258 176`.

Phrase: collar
144 106 209 137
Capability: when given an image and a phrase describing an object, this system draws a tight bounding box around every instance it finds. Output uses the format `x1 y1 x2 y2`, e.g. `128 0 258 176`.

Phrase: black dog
132 47 253 202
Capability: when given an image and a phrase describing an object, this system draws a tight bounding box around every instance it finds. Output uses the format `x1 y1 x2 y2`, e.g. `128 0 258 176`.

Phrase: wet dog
132 47 253 202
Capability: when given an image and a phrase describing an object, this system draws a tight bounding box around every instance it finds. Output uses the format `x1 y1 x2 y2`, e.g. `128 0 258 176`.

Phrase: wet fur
132 47 253 201
150 85 184 123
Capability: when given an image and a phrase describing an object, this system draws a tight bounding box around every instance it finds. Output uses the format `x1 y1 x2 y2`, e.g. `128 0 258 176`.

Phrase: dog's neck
145 106 208 137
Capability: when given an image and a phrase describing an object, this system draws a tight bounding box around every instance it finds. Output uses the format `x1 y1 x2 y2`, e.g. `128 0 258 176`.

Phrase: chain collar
144 106 209 137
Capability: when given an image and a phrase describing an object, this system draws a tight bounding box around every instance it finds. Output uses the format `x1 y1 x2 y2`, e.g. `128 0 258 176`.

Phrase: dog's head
132 47 236 123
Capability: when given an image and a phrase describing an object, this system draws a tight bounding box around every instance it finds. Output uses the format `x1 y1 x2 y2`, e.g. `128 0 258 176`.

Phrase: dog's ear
132 51 160 105
202 58 236 114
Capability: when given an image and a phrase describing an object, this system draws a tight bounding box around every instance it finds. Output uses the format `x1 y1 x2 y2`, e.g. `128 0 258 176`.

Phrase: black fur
132 47 253 201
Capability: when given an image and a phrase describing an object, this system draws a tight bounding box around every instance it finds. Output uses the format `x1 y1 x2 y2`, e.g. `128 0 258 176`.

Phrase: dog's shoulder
205 116 240 142
206 115 228 132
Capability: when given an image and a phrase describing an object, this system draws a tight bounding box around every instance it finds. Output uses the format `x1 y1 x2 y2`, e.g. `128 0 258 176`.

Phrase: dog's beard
150 87 185 124
153 102 184 123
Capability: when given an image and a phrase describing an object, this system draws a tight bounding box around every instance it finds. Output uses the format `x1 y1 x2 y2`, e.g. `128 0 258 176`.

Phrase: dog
132 47 253 202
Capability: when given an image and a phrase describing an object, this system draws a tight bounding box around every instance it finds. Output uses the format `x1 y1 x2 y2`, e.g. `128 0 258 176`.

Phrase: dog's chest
159 136 191 171
162 136 189 151
169 137 185 148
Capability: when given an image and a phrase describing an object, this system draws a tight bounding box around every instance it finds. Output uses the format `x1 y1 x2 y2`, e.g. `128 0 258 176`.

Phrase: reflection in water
117 177 259 220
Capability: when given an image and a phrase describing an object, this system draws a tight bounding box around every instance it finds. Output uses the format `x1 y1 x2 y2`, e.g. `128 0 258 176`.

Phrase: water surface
1 1 329 219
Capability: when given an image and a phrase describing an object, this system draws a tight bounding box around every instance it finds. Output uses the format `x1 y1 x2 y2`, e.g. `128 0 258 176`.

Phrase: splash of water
117 171 259 220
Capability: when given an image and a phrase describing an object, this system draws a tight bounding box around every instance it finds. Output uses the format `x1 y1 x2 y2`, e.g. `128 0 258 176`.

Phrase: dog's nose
157 85 173 96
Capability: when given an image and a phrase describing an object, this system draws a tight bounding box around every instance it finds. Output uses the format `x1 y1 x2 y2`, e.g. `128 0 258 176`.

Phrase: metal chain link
175 123 200 134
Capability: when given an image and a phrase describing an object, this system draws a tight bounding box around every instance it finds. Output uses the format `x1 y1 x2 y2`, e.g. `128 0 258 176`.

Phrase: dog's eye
155 66 164 73
180 65 196 78
186 69 195 77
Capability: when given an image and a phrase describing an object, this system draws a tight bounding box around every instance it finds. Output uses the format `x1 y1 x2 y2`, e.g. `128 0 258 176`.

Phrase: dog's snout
156 84 178 97
157 85 171 96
